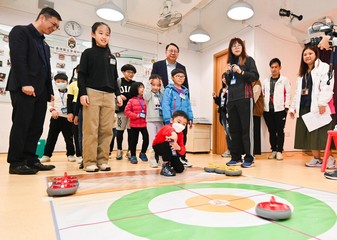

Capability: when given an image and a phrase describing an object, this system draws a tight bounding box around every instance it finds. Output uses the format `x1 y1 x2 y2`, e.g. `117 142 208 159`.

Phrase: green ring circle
107 183 337 240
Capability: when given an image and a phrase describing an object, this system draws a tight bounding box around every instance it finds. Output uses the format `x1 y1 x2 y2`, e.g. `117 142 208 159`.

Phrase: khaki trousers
82 88 115 167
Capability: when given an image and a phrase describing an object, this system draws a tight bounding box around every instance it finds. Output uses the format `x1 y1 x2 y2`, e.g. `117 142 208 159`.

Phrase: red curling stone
255 196 292 220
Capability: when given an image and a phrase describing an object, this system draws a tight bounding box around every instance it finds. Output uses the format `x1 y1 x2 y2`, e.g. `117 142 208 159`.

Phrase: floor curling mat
49 173 337 240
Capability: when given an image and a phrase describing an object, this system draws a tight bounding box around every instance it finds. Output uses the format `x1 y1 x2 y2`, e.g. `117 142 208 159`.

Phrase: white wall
0 4 306 154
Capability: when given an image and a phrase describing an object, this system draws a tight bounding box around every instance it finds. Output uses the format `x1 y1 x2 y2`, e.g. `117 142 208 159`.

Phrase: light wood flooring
0 151 336 240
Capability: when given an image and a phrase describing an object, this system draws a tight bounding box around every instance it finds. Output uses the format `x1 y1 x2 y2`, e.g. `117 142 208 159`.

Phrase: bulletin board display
0 24 157 103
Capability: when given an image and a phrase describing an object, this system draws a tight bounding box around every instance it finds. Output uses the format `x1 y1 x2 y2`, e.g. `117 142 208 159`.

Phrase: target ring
107 183 336 239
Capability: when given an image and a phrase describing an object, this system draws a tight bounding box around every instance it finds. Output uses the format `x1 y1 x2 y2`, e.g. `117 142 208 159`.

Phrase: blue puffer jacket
162 84 194 124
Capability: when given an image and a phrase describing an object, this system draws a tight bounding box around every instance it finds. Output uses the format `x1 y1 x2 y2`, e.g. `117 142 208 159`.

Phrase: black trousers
227 98 254 162
263 110 287 153
253 116 261 155
116 129 132 151
43 117 75 157
7 90 48 167
72 123 82 157
153 141 184 173
109 128 117 152
129 127 149 156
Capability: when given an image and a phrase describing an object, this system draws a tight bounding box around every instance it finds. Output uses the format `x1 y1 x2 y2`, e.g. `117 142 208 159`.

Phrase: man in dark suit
151 43 192 167
6 7 62 174
151 43 189 89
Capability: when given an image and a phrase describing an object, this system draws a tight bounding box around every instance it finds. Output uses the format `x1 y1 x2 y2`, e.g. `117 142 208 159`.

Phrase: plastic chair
321 130 337 172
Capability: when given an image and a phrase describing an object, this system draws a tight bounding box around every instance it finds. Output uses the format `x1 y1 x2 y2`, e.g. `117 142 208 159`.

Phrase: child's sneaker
324 170 337 180
327 156 336 169
180 158 192 167
76 156 83 164
67 155 76 162
305 158 322 167
139 153 148 161
276 152 283 160
116 150 123 160
160 163 176 177
241 161 255 168
125 151 131 160
149 158 158 168
130 156 138 164
268 151 277 159
226 159 242 166
40 155 50 163
99 163 111 171
221 150 231 158
85 165 99 172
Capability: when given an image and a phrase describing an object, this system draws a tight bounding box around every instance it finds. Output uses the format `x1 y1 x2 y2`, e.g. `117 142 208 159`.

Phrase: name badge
110 58 116 65
230 76 236 85
139 112 146 119
179 93 186 99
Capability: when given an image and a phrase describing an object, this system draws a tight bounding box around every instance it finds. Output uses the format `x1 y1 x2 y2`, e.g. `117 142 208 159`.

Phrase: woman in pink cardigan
124 82 149 164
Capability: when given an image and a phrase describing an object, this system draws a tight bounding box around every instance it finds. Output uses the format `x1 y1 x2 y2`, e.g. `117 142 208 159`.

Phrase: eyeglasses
232 44 242 49
125 70 135 74
47 19 60 30
167 50 179 54
174 75 185 79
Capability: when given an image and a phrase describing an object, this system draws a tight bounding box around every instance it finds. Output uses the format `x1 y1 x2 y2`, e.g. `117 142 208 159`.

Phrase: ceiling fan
157 0 182 28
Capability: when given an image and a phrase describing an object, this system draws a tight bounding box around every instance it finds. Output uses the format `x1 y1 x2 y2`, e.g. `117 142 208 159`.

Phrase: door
212 49 228 155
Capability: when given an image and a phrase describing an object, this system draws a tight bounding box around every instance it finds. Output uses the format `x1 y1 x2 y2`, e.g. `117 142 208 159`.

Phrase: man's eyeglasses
47 19 60 30
167 50 179 54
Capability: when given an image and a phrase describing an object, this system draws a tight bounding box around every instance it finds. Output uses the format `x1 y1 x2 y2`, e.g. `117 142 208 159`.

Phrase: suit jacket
6 24 53 100
151 59 189 89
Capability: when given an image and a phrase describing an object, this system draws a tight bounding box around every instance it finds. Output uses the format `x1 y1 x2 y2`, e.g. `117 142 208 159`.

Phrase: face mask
56 82 67 90
172 122 185 133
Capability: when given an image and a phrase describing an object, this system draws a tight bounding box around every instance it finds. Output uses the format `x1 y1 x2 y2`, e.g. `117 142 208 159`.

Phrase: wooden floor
0 151 336 240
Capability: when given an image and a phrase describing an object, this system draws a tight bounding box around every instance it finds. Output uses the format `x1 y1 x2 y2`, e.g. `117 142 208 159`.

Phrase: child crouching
152 110 188 176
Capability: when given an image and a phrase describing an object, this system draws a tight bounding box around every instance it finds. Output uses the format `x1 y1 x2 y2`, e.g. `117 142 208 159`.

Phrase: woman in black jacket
223 37 259 168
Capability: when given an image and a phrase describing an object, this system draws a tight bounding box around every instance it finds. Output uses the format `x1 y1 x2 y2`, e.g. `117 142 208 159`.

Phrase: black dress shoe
9 165 39 175
29 162 55 171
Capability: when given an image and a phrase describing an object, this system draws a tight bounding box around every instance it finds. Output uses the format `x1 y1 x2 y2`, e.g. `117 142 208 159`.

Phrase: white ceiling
1 0 337 51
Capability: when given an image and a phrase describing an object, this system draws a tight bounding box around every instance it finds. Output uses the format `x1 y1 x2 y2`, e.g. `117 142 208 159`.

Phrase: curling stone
215 164 228 174
52 172 79 187
255 196 292 220
224 166 242 176
204 163 218 173
47 172 79 197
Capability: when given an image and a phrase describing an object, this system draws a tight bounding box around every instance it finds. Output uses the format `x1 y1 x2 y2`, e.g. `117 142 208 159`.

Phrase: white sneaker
67 155 76 162
76 156 83 164
221 150 231 158
276 152 283 160
180 158 192 167
305 158 322 167
116 150 123 160
327 156 336 169
84 165 99 172
268 151 277 159
99 163 111 171
149 158 158 168
40 155 50 163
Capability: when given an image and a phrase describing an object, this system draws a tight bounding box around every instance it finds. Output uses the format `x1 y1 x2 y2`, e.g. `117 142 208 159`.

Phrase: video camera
307 18 335 47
